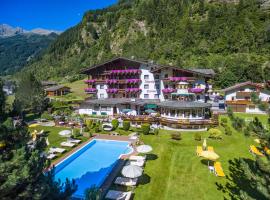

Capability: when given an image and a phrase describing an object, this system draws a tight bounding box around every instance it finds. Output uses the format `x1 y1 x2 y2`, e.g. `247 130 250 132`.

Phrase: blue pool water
54 139 132 198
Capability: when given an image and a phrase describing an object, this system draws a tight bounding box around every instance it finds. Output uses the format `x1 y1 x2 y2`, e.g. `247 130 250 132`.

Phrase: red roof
222 81 263 93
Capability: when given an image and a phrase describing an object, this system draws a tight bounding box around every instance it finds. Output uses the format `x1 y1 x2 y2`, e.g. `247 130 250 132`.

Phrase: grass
29 125 88 160
132 129 254 200
65 79 88 99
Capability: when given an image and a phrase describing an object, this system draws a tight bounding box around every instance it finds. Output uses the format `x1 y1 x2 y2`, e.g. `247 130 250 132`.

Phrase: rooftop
45 85 70 92
221 81 263 93
157 101 212 109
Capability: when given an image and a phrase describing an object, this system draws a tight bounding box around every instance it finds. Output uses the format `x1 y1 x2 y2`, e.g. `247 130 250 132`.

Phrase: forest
24 0 270 88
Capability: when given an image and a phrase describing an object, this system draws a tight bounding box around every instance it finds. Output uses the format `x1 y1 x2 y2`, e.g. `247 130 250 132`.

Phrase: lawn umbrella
200 151 220 166
145 109 156 114
136 145 153 153
203 138 207 151
122 165 143 178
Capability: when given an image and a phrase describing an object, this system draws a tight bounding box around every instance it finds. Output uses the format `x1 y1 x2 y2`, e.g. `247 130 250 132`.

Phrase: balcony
162 88 177 94
163 77 195 82
236 91 259 98
84 79 96 84
108 69 142 75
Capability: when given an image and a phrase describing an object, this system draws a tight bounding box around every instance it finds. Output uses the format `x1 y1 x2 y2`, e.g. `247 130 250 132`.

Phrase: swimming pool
54 139 132 198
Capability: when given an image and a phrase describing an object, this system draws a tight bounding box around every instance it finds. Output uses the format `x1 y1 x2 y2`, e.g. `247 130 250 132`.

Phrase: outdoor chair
214 162 225 177
114 177 138 186
105 190 132 200
196 146 203 156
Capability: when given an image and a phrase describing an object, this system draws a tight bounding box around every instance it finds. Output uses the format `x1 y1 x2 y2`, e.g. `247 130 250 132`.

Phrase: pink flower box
84 79 96 83
168 77 188 82
188 88 204 93
106 88 118 93
162 88 177 93
84 88 97 93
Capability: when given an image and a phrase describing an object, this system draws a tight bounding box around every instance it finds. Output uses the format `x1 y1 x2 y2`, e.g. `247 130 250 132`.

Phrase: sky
0 0 117 31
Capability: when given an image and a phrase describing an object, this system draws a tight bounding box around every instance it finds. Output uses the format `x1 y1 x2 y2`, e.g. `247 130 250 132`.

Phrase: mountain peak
0 24 61 37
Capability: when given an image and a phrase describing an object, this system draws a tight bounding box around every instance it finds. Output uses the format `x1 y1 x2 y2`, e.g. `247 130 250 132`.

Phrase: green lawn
65 79 88 99
235 113 269 128
133 129 254 200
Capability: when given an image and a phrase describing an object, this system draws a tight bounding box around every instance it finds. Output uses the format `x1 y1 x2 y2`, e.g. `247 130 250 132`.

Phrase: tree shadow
139 173 151 185
146 153 158 161
216 158 267 200
200 159 213 166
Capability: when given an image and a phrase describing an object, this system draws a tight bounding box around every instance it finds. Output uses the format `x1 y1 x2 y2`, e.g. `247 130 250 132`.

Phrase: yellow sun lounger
264 147 270 155
250 145 264 156
208 146 214 152
196 146 203 156
214 162 225 177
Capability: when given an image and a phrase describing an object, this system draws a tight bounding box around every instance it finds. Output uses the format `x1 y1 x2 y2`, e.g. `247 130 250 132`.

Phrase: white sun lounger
129 155 146 161
105 190 132 200
60 142 75 147
130 160 145 167
47 154 56 160
49 147 66 154
68 139 81 144
114 177 138 186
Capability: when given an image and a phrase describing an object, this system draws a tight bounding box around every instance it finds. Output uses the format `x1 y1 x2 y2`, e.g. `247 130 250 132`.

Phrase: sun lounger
68 138 81 144
196 146 203 156
250 145 264 156
114 177 138 186
214 162 225 177
208 146 214 152
264 146 270 155
129 155 146 161
47 153 56 160
49 147 66 154
105 190 132 200
130 160 145 167
60 142 75 147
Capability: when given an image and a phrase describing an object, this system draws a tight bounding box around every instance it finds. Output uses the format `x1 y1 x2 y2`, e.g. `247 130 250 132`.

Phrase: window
155 84 160 90
144 75 149 80
101 106 107 111
154 74 160 79
164 74 168 78
144 94 149 99
154 94 159 99
100 94 104 98
100 85 104 89
144 84 149 89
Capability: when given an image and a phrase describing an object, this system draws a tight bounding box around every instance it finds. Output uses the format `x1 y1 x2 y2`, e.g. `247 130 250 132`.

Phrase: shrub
171 132 181 140
84 186 100 200
227 107 234 119
111 119 119 130
208 128 222 139
243 127 251 137
268 117 270 125
154 128 159 136
94 126 100 133
141 123 150 135
85 119 93 129
232 117 245 131
41 111 53 121
84 126 89 132
258 102 268 111
194 132 202 141
220 118 228 127
224 125 232 135
73 129 81 138
123 121 130 131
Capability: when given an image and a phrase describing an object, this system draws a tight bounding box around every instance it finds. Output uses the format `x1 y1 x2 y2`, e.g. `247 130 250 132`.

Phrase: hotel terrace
79 57 218 129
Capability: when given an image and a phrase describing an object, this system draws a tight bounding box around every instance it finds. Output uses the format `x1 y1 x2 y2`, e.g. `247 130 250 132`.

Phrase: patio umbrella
121 165 143 178
203 138 207 151
122 109 132 113
145 109 156 114
200 151 220 166
137 145 153 153
59 130 72 137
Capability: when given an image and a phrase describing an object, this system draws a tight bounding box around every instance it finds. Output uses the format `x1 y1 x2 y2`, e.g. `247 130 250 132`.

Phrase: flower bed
162 88 177 93
84 88 97 93
110 69 141 74
188 88 204 93
106 79 118 84
106 88 118 93
125 88 142 93
84 79 96 83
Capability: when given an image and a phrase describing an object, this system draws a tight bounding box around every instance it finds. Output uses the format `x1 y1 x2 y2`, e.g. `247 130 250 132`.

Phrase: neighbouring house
41 81 57 88
3 81 15 95
222 81 270 113
45 85 70 97
79 57 218 129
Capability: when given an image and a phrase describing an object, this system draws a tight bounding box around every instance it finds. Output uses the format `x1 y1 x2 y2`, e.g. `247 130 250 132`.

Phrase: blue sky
0 0 117 31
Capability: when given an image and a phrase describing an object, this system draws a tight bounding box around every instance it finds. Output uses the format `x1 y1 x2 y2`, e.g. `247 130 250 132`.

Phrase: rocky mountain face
0 24 61 37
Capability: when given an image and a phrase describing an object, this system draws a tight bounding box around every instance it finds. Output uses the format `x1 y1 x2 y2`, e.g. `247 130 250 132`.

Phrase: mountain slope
0 33 58 75
25 0 270 88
